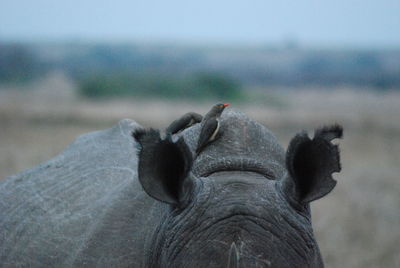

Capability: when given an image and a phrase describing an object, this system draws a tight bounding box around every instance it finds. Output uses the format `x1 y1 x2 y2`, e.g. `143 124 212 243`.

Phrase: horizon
1 38 399 51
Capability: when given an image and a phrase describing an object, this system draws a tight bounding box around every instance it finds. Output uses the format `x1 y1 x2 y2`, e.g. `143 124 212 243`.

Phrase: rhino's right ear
282 125 343 205
133 129 194 205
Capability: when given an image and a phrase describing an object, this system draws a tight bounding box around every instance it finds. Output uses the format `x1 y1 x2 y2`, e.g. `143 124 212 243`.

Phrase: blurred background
1 0 399 266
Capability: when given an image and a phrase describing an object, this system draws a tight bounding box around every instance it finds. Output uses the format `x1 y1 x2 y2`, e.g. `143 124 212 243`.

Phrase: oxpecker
196 103 229 154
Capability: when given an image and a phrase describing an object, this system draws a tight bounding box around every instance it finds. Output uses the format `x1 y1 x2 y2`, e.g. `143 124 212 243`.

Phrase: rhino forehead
180 109 286 178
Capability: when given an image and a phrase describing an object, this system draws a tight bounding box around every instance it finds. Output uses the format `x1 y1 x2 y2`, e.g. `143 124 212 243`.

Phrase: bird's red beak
223 103 230 107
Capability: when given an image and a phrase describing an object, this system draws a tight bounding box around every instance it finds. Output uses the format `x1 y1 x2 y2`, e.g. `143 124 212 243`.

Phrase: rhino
0 108 343 267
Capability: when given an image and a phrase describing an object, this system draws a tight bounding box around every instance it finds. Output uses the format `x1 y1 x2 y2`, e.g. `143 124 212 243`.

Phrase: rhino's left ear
282 125 343 204
133 129 194 206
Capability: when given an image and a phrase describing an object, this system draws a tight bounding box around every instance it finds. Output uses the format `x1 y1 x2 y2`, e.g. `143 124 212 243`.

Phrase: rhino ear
133 129 193 205
283 125 343 204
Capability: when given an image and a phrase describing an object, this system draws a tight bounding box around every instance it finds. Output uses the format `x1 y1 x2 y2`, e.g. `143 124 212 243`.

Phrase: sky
0 0 399 47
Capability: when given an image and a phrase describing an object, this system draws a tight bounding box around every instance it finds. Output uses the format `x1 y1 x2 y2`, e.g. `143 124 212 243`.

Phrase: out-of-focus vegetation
0 43 45 83
79 72 243 100
1 42 399 100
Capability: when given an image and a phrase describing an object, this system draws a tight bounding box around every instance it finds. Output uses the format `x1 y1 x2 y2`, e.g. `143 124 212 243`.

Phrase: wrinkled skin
145 173 321 267
0 109 342 267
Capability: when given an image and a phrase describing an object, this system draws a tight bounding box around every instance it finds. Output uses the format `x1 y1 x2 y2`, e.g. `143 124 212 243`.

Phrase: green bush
78 72 243 101
0 44 44 83
190 73 243 99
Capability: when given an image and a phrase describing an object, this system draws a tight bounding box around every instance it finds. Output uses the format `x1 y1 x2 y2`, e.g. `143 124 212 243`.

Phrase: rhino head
134 110 342 268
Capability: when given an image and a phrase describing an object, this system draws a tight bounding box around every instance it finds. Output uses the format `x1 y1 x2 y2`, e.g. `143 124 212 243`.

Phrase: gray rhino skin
0 109 342 268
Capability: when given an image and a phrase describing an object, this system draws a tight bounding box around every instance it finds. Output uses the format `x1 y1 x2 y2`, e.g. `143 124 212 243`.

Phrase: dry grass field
1 80 399 267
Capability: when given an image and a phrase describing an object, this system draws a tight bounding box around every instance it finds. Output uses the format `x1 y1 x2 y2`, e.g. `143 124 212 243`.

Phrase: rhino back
0 119 159 267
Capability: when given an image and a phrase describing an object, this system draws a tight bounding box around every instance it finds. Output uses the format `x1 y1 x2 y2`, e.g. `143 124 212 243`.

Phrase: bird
196 103 229 154
165 112 203 135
